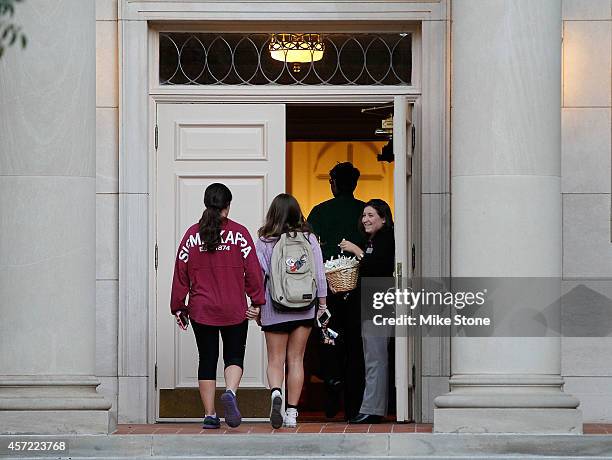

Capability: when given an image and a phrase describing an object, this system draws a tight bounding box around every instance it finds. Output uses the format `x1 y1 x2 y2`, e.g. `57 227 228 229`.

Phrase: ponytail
199 208 224 251
198 183 232 251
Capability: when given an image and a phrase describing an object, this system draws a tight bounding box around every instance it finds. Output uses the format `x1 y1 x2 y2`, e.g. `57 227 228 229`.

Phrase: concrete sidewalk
1 432 612 459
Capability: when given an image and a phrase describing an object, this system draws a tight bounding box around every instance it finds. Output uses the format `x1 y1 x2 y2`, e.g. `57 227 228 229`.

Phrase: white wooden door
393 97 416 421
155 103 285 418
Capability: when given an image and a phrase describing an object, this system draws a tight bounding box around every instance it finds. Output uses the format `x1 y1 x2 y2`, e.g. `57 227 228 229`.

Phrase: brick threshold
113 423 611 435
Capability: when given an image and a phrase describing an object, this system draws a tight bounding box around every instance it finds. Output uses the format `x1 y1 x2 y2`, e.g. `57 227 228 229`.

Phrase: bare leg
265 331 289 389
224 364 243 393
199 380 216 415
285 326 312 406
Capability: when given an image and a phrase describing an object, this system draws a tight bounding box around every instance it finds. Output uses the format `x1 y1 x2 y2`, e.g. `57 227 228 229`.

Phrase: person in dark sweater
307 163 366 262
339 199 395 424
171 183 265 429
307 162 367 420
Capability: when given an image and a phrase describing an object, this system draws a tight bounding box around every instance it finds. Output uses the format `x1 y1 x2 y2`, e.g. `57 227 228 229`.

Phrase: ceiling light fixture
269 33 325 72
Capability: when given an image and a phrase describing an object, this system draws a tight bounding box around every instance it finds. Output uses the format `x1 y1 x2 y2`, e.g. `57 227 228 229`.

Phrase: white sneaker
270 390 283 429
284 408 298 428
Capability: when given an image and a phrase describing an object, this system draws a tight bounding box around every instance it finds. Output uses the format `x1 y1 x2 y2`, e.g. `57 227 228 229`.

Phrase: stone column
434 0 582 433
0 0 111 434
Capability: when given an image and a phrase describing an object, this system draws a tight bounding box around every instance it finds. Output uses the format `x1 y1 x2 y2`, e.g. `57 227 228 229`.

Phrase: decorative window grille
159 33 412 86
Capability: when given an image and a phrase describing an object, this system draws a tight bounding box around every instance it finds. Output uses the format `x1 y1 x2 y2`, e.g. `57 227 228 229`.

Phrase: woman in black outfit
339 199 395 424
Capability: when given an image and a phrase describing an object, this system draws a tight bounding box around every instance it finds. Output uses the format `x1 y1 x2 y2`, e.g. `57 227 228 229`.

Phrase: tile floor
113 423 612 435
583 424 612 434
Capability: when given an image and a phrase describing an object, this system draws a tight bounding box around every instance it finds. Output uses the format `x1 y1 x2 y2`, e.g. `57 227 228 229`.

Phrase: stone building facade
0 0 610 434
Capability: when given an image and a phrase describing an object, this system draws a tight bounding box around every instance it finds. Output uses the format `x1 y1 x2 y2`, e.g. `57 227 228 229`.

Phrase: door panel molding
174 121 270 161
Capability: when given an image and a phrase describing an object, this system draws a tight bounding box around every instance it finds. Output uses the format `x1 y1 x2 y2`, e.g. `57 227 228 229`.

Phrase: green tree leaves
0 0 27 60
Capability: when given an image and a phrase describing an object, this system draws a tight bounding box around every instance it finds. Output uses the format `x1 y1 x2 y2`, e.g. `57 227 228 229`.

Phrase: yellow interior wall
286 141 394 218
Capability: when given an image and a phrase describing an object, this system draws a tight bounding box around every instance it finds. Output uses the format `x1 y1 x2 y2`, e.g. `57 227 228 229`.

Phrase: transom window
159 32 412 86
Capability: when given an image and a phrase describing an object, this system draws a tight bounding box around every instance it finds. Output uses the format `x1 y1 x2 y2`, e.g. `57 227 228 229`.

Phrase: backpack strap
302 232 319 292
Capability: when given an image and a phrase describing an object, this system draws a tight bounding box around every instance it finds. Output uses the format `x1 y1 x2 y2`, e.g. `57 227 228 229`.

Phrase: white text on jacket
178 230 251 262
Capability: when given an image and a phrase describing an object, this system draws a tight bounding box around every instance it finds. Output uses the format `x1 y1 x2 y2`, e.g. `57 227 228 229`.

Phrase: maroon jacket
170 219 265 326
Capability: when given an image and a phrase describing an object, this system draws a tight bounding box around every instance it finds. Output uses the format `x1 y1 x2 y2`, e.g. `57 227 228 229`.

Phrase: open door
393 96 417 422
155 103 285 419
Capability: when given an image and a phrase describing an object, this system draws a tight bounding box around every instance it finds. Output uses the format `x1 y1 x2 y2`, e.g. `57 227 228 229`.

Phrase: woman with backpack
170 183 265 429
255 193 328 429
339 199 395 424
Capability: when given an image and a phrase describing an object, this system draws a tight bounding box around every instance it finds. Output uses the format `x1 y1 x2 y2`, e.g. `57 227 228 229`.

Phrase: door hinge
395 262 403 290
154 363 158 388
411 244 416 271
411 125 416 150
154 124 159 150
155 243 159 270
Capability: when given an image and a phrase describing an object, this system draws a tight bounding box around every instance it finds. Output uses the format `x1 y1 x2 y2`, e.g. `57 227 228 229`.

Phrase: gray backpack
269 232 318 312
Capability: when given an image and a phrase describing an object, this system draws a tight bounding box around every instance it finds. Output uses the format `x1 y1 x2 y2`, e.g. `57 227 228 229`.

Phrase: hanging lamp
269 33 325 71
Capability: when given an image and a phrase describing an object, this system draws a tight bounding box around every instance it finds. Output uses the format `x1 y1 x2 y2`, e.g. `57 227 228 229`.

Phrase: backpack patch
286 254 307 272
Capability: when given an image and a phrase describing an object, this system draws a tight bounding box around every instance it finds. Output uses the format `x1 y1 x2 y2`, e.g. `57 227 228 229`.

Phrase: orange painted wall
286 141 394 218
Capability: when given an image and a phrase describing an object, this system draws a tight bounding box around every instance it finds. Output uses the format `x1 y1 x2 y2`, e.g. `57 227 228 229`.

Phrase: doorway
154 99 417 421
286 104 397 421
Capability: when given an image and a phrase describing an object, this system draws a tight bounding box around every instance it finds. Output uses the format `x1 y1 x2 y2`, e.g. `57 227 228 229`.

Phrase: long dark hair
358 198 394 235
258 193 311 239
199 183 232 251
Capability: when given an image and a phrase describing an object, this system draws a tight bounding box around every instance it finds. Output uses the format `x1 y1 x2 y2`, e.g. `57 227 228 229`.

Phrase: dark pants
192 320 249 380
318 291 365 420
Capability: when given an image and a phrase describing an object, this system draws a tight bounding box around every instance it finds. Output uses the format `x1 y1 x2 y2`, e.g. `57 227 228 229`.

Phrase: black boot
348 413 382 424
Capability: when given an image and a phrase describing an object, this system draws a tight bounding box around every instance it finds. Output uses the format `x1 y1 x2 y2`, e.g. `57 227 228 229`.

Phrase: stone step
1 433 612 459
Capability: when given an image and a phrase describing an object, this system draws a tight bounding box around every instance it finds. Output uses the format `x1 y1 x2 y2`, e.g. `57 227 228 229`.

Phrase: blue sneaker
202 414 220 429
220 390 242 427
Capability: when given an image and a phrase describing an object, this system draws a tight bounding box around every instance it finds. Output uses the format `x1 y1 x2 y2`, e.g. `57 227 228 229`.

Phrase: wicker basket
325 265 359 293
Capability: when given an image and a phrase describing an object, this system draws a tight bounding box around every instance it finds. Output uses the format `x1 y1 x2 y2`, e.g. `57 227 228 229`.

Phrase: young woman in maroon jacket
171 183 265 429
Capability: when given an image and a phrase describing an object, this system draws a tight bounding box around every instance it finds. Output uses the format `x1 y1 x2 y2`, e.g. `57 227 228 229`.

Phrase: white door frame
118 1 449 424
150 94 421 421
145 32 424 424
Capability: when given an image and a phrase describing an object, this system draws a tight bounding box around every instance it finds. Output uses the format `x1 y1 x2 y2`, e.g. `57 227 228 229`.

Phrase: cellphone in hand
317 309 332 327
175 311 189 330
